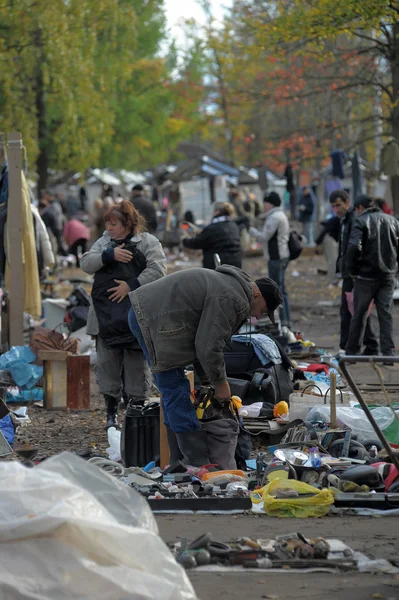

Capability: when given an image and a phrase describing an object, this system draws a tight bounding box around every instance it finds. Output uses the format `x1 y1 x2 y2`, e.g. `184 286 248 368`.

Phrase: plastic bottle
309 447 322 468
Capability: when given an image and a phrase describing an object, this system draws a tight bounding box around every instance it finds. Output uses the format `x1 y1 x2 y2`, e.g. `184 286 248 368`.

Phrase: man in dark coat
130 184 158 234
345 195 399 358
330 190 379 355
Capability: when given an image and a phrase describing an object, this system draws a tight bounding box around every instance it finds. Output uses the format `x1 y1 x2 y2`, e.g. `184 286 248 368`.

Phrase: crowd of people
35 179 399 466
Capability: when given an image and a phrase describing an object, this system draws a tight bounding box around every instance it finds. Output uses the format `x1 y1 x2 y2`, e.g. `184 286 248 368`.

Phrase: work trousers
96 335 152 401
340 278 379 353
268 257 291 328
346 277 396 356
128 308 200 433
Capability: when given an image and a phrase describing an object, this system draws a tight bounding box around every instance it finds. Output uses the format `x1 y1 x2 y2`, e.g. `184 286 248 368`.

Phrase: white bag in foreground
0 452 196 600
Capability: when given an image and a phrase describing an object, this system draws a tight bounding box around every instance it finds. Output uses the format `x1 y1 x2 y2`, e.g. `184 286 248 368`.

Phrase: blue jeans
268 258 291 327
302 221 314 246
128 308 200 433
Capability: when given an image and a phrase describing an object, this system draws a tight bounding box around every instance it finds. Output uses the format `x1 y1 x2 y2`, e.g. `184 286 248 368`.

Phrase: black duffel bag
224 336 294 404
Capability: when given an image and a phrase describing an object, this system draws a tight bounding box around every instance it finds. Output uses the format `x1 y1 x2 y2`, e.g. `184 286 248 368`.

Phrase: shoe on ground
382 354 396 366
362 348 380 356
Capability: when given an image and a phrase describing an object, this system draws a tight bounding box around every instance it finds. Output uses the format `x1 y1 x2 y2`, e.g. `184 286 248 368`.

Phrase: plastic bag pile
0 452 196 599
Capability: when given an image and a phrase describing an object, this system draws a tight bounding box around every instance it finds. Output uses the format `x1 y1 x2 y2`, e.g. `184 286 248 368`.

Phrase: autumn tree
0 0 207 189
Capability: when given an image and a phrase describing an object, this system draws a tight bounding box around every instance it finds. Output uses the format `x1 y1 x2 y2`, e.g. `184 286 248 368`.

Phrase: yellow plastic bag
251 478 334 518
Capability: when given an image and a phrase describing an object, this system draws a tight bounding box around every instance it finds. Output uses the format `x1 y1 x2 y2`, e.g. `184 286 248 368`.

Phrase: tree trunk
391 21 399 141
213 51 235 165
35 31 48 194
390 21 399 213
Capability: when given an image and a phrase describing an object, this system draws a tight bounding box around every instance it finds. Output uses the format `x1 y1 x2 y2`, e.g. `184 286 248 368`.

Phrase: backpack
65 287 91 332
288 230 304 260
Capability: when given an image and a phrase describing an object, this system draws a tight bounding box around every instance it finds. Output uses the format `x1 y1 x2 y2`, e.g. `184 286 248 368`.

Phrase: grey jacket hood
214 264 253 304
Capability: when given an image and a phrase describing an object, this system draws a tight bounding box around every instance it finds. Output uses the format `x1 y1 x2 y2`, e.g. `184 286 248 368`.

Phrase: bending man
128 265 282 466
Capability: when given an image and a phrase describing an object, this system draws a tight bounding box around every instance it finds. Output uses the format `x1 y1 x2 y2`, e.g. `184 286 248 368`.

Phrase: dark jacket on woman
91 238 147 347
183 217 242 270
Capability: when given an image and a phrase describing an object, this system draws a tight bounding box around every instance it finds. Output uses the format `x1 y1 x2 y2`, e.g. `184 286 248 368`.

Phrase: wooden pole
330 372 337 429
7 132 24 347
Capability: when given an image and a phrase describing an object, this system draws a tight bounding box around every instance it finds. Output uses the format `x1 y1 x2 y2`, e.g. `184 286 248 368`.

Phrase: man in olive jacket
128 264 282 466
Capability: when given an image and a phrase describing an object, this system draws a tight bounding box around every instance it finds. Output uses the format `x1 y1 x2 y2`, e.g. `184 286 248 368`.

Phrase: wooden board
67 355 90 410
38 350 71 362
7 132 24 347
43 359 67 410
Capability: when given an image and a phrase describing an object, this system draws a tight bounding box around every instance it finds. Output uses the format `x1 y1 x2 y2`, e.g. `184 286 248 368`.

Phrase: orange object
273 401 289 418
202 470 247 481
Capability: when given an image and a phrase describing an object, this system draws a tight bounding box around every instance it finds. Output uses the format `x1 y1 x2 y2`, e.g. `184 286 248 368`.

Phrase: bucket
121 402 160 467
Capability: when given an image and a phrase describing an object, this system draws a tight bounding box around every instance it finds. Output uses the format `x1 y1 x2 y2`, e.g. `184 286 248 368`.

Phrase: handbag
30 326 79 355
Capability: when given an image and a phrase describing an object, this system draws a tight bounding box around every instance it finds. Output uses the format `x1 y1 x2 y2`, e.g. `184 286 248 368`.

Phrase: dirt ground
7 252 399 599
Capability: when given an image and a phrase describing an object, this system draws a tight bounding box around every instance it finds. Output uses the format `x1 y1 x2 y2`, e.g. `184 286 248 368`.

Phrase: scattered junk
169 532 398 574
0 141 398 591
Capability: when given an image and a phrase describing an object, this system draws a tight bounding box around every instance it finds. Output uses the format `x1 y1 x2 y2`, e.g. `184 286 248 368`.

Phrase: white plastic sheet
307 404 396 441
0 452 197 599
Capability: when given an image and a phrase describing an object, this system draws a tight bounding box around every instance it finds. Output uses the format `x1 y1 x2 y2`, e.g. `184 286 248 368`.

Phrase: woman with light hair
182 202 242 269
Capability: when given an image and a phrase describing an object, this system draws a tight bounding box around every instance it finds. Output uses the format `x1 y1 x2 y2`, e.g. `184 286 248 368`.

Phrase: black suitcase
121 402 160 467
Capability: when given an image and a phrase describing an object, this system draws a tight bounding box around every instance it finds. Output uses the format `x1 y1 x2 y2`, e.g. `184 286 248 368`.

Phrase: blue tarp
6 388 43 403
0 414 14 445
0 346 42 390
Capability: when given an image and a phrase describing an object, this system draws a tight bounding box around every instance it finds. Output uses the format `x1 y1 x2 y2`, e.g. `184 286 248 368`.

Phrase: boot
166 426 183 463
104 394 118 429
175 428 211 467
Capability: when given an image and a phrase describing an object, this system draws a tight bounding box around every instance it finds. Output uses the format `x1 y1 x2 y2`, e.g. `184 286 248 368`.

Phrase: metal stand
339 356 399 472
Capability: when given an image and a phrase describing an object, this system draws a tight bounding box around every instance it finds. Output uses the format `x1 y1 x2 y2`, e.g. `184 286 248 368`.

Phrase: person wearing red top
64 218 90 266
375 197 394 215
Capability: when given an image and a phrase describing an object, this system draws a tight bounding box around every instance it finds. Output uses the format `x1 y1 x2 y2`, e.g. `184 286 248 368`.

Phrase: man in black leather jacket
345 195 399 357
330 190 378 354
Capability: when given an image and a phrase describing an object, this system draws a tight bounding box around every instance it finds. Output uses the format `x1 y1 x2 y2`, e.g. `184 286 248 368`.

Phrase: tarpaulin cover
0 452 197 599
0 346 42 389
0 414 14 445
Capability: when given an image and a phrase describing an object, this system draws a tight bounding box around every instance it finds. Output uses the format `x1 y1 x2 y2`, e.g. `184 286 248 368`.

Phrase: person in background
80 200 166 428
298 186 316 246
315 215 341 286
39 197 66 256
345 195 399 359
130 184 158 234
66 190 79 219
182 202 242 269
128 266 282 466
183 210 196 225
329 190 379 356
375 197 393 215
64 218 90 267
249 191 291 328
44 191 65 230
